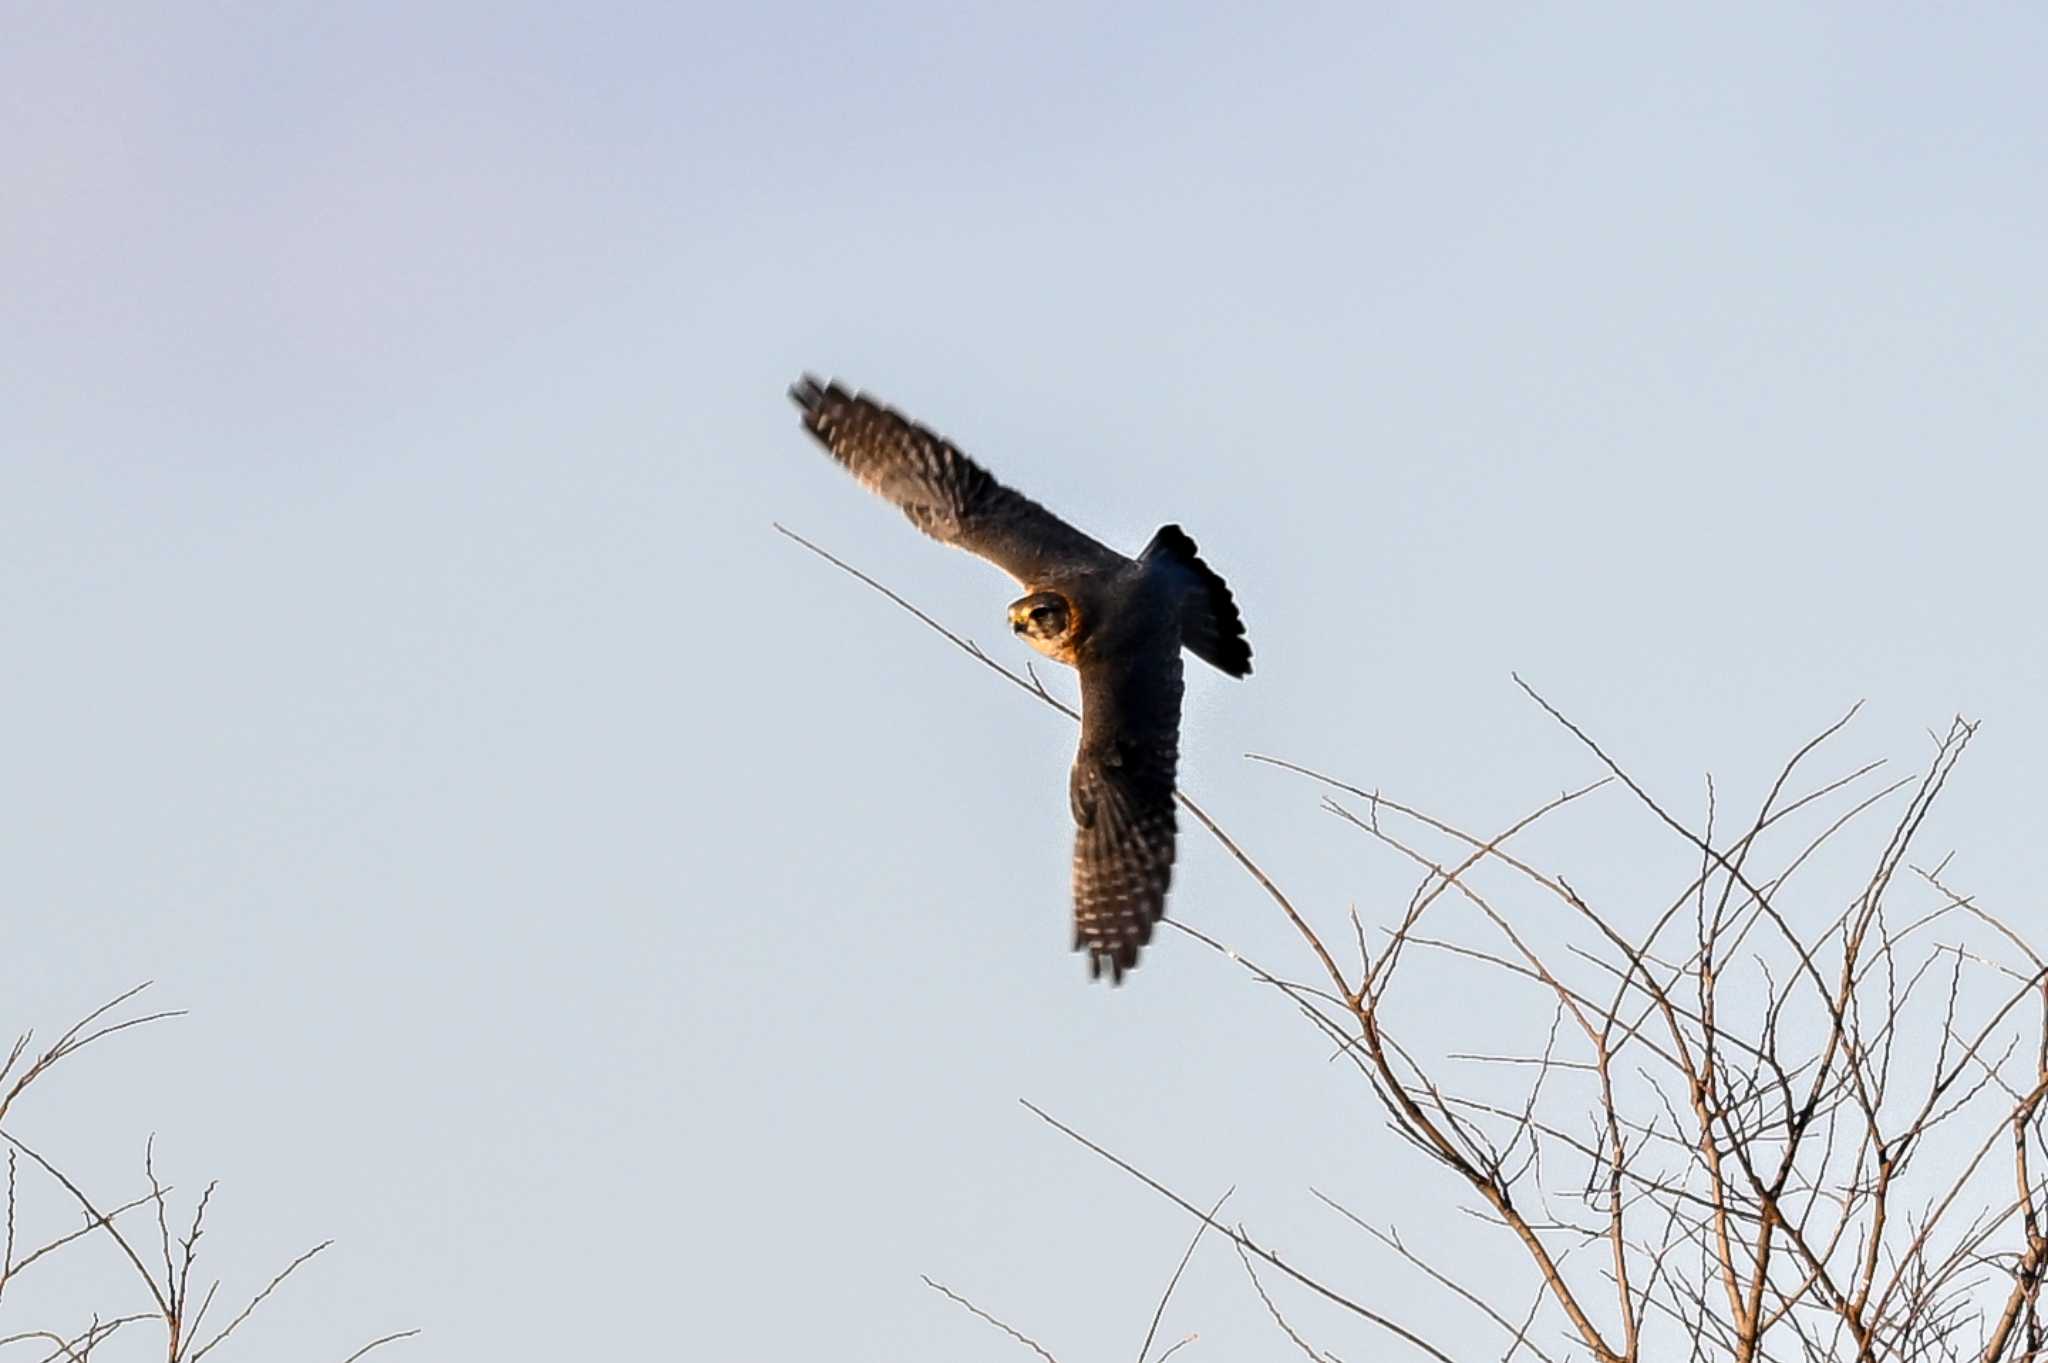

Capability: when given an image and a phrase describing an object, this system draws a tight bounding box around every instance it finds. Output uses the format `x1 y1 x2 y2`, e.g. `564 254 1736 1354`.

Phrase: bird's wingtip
788 373 826 412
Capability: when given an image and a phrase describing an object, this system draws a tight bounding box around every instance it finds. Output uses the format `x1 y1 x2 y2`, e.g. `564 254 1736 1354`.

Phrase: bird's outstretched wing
790 376 1122 587
1069 639 1184 982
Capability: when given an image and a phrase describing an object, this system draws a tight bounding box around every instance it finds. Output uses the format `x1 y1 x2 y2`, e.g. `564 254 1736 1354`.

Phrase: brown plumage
790 375 1251 982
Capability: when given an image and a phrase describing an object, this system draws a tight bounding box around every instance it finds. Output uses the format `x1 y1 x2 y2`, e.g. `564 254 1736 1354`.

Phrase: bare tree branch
789 525 2039 1363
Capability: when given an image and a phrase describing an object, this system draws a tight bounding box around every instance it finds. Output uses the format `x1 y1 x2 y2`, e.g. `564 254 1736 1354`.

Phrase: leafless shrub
0 986 414 1362
785 523 2046 1363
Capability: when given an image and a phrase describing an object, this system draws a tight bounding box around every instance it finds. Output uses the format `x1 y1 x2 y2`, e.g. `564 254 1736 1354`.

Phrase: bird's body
789 376 1251 982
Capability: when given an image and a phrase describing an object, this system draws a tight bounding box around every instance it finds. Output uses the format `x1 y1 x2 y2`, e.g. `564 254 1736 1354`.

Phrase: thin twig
923 1276 1062 1363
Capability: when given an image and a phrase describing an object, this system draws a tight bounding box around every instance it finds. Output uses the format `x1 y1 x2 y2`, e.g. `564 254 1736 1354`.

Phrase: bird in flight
789 376 1252 982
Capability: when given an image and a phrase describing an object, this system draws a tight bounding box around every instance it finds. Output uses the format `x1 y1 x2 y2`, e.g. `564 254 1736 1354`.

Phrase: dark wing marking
1069 636 1183 983
790 375 1123 587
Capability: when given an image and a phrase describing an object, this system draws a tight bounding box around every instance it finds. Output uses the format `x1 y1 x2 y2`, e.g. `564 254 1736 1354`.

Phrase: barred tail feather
1142 524 1252 679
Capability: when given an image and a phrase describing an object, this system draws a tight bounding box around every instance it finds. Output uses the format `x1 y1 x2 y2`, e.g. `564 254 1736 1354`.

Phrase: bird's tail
1141 524 1252 678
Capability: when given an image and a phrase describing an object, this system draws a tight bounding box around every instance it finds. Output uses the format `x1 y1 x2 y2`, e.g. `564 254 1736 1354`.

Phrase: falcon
789 375 1253 982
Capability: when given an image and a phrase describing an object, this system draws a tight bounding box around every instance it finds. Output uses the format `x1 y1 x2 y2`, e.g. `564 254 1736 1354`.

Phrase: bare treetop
790 524 2046 1363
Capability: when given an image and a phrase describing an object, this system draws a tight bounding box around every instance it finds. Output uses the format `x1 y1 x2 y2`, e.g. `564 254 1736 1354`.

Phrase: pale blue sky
4 3 2044 1357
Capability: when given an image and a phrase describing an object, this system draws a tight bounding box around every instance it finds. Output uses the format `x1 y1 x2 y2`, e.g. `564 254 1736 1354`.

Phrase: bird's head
1008 591 1079 663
